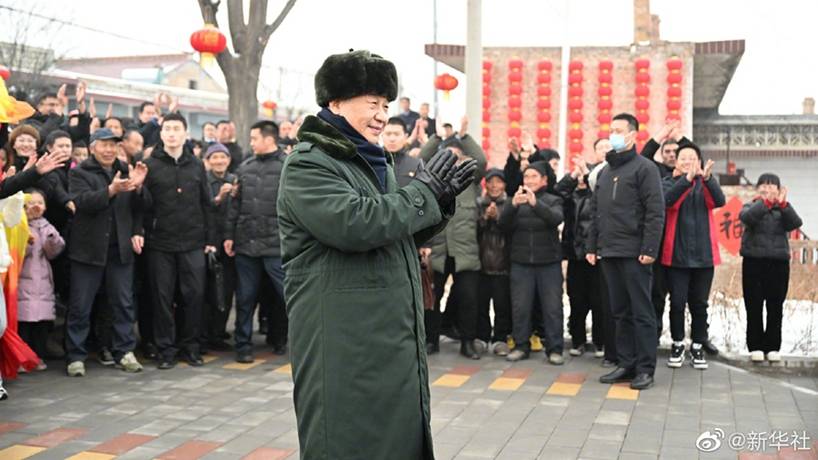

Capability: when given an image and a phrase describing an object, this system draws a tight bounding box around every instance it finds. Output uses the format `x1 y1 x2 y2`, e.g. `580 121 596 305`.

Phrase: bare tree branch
262 0 297 43
227 0 247 55
197 0 221 28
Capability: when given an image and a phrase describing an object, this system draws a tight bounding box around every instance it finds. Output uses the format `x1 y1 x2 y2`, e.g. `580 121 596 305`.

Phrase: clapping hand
702 159 715 181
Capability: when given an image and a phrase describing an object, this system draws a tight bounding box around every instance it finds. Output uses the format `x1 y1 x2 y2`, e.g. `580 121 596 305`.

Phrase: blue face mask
609 134 627 152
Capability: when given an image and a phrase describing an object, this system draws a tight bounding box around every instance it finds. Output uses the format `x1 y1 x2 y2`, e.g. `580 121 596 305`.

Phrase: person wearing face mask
660 141 724 371
587 113 664 390
739 174 802 363
278 50 477 460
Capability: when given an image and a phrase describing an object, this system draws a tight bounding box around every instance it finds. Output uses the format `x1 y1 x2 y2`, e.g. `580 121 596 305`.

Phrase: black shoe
141 343 159 361
236 351 254 364
259 318 269 335
667 343 685 368
702 339 719 356
426 342 439 355
601 359 618 368
599 367 636 384
157 359 177 370
441 326 461 341
630 373 654 390
272 344 287 356
221 332 231 340
97 348 115 366
460 340 480 360
690 345 708 370
207 340 232 352
182 352 204 367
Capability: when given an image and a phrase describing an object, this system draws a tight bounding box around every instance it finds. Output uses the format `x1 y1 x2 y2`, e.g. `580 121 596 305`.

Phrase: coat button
418 210 424 216
414 196 423 205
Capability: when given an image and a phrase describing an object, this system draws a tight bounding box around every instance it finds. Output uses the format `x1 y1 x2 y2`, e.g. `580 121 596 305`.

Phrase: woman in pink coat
18 189 65 368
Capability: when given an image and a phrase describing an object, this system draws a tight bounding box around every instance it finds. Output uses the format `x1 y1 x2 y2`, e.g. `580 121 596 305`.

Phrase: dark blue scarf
318 108 387 192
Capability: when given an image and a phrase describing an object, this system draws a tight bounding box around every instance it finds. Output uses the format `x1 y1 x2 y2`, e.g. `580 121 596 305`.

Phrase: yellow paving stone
0 445 47 460
432 374 471 388
606 384 639 400
202 355 219 364
489 377 525 391
66 452 116 460
223 359 266 370
274 364 292 374
546 382 582 396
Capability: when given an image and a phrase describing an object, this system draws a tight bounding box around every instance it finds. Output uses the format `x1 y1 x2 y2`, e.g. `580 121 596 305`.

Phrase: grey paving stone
587 423 627 442
545 427 588 448
578 439 621 459
536 446 579 459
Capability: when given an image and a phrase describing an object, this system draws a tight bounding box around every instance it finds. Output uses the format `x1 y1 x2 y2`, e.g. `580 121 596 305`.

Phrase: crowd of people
0 79 804 401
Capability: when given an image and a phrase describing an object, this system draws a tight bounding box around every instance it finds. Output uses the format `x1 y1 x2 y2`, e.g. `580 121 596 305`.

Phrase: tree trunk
226 62 260 149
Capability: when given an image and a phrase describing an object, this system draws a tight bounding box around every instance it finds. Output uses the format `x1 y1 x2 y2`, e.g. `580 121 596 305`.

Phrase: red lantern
435 73 459 99
482 85 491 97
537 74 551 85
262 100 277 111
597 130 610 139
0 65 10 81
508 69 523 83
636 72 651 84
568 87 583 98
537 128 551 139
508 127 522 139
568 99 583 110
569 143 583 154
667 100 682 111
482 139 491 151
598 60 613 72
636 113 650 124
536 99 551 110
537 86 552 97
635 99 650 111
483 60 493 71
637 130 650 141
508 110 522 122
635 58 650 70
569 61 584 72
598 86 612 97
482 112 491 123
190 25 227 64
569 129 583 139
666 113 681 122
598 73 612 84
482 98 491 109
667 87 682 98
483 73 491 84
569 112 583 124
635 86 650 98
508 82 522 96
667 58 683 71
537 60 552 72
568 74 583 85
667 73 683 84
537 112 552 123
482 127 491 138
508 58 524 70
598 100 612 111
508 95 522 109
597 113 612 124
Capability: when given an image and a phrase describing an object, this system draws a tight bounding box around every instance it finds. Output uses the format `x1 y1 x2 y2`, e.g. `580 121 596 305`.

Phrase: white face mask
609 134 628 152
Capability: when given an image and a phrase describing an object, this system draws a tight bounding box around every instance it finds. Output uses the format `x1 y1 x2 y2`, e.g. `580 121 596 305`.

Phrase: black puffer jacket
739 198 802 260
206 170 236 244
391 148 423 188
661 175 725 268
226 151 285 257
142 144 215 252
588 148 664 259
477 193 510 275
498 188 563 265
553 175 594 260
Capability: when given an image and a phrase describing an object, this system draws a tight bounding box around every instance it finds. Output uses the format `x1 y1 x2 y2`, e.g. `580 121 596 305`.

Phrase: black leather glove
449 159 478 199
414 149 457 205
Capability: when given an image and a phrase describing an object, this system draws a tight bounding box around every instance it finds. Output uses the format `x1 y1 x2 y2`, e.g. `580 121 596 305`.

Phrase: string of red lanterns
506 58 524 142
482 60 492 152
596 60 613 140
634 58 651 150
566 60 584 169
535 60 553 148
666 57 683 122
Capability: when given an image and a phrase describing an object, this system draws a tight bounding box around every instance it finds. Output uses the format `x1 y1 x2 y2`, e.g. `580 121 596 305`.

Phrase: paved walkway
1 340 816 459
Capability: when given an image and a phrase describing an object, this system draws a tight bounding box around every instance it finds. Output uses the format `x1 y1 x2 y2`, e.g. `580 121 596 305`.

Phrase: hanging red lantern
483 73 491 84
508 82 523 95
635 99 650 111
482 127 491 138
482 85 491 97
483 60 493 71
508 127 522 139
537 74 551 85
261 100 277 111
635 58 651 70
537 128 551 140
667 100 682 111
568 74 583 85
569 61 584 72
569 129 583 139
0 65 10 81
508 69 523 83
597 130 610 139
537 86 551 97
435 73 459 99
598 73 612 84
508 95 522 109
482 139 491 151
508 110 522 122
637 130 650 141
568 99 583 110
190 24 227 65
598 100 613 111
636 113 650 124
667 87 682 98
569 143 583 154
597 113 612 124
636 73 651 84
538 60 552 72
598 60 613 72
569 112 583 124
667 73 683 84
482 112 491 123
537 111 552 123
568 86 583 98
666 113 681 122
598 86 612 97
635 86 650 98
508 58 524 70
536 98 551 111
482 98 491 109
666 58 683 71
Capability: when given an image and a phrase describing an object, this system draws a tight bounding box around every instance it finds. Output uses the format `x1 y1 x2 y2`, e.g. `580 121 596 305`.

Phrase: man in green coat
277 50 478 460
419 126 487 359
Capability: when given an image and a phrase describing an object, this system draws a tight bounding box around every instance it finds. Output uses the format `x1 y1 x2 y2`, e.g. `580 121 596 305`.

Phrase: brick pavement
1 341 816 459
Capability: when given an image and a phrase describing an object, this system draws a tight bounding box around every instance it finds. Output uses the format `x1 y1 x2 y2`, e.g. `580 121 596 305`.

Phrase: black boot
630 373 654 390
460 340 480 360
702 339 719 356
599 367 635 384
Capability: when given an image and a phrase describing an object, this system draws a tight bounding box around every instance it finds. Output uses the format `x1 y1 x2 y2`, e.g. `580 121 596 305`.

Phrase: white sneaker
116 352 143 373
766 351 781 362
750 350 765 362
593 345 605 358
569 344 585 356
0 383 7 401
492 341 510 356
473 339 488 355
67 361 85 377
548 352 565 365
35 361 47 371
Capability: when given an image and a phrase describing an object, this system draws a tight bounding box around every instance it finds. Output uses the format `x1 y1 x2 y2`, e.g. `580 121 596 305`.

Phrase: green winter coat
420 134 487 273
277 115 449 460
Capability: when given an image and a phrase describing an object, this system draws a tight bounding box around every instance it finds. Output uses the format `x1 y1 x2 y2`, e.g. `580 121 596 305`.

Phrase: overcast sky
2 0 817 122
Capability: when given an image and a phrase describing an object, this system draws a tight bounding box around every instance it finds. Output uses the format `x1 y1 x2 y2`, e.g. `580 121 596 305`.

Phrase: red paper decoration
537 86 552 97
537 61 552 72
537 112 552 123
508 109 522 122
508 82 523 95
596 60 614 140
665 57 683 123
508 95 522 109
535 60 553 147
634 58 651 151
508 58 524 70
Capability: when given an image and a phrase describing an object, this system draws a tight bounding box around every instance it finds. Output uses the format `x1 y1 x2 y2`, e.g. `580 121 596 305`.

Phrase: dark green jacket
420 134 487 273
277 115 449 460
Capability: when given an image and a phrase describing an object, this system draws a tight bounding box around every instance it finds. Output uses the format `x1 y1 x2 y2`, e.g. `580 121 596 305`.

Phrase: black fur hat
314 50 398 107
